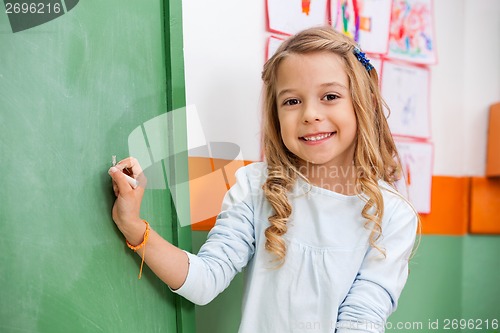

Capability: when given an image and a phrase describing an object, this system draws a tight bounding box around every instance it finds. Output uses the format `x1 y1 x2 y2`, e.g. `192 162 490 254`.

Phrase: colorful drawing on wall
267 0 328 35
387 0 437 64
302 0 312 15
266 36 286 60
381 60 431 138
331 0 392 54
395 138 434 214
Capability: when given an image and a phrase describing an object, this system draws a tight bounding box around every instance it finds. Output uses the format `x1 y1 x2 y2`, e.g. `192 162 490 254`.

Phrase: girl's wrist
120 218 147 246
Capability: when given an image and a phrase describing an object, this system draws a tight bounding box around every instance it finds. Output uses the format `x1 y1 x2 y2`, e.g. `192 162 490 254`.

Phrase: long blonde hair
261 26 401 265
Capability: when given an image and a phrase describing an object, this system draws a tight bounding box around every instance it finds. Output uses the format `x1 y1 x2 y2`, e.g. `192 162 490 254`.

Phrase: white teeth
303 132 333 141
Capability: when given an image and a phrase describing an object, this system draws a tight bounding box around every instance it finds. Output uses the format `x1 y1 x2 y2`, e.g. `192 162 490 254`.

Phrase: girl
108 26 418 333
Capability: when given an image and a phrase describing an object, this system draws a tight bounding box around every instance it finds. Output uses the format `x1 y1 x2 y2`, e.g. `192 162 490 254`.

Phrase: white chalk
123 173 139 189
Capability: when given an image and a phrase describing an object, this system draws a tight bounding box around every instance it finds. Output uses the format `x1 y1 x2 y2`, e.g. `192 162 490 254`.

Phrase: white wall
431 0 500 176
430 0 466 176
182 0 266 161
182 0 500 175
462 0 500 176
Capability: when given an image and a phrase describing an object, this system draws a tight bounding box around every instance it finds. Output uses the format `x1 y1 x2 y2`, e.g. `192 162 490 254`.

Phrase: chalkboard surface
0 1 194 332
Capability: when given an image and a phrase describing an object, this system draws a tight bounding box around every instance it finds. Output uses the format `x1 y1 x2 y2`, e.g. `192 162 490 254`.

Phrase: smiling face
276 51 357 173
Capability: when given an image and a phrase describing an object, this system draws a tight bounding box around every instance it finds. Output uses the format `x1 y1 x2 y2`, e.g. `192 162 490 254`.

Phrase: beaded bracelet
126 220 150 279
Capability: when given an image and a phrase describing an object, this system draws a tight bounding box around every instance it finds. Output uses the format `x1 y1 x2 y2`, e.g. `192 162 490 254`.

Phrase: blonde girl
109 26 418 333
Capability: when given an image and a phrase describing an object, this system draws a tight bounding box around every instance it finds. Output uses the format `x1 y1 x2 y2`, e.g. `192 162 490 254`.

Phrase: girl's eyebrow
276 88 295 99
276 81 349 98
277 82 349 98
320 82 348 91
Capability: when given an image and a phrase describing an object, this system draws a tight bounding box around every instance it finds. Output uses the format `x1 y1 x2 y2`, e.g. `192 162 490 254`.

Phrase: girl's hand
108 157 147 245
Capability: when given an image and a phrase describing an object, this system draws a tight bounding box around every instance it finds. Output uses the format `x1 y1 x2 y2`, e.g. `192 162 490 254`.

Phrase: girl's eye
283 98 300 106
323 94 339 101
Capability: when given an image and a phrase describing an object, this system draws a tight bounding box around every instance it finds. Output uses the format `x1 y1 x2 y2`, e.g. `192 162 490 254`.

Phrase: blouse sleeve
336 197 418 333
171 165 257 306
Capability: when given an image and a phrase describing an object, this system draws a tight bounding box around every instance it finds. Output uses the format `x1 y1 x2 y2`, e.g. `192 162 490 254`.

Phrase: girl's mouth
300 132 335 142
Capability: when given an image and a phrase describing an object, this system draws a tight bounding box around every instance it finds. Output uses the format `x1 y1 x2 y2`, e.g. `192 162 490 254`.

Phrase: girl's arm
108 158 188 290
336 198 418 333
170 164 257 305
108 157 256 304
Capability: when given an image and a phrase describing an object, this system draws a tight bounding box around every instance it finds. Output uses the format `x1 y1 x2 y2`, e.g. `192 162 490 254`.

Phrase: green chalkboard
0 1 194 332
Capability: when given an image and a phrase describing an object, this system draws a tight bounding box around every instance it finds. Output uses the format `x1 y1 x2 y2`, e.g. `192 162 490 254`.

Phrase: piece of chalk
123 173 139 189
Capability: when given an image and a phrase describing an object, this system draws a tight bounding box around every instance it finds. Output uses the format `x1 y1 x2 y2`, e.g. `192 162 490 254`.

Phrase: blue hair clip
353 47 374 72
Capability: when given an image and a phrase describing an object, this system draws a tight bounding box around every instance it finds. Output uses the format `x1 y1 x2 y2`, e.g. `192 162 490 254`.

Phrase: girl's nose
302 103 323 123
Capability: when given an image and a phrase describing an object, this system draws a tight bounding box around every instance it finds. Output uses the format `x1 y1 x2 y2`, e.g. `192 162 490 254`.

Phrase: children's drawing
387 0 437 64
267 0 328 35
395 139 434 214
381 60 431 138
331 0 392 54
302 0 312 15
331 0 357 40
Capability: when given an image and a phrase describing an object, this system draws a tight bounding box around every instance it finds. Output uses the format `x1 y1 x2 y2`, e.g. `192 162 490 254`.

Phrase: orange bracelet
126 220 150 279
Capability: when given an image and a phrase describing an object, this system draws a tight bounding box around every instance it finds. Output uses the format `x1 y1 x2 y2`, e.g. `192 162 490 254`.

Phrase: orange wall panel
189 158 248 230
470 177 500 234
486 102 500 177
419 176 469 235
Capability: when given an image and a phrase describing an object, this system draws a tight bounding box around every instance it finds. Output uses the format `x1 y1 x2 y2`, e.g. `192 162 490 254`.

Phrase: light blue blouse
173 162 418 333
